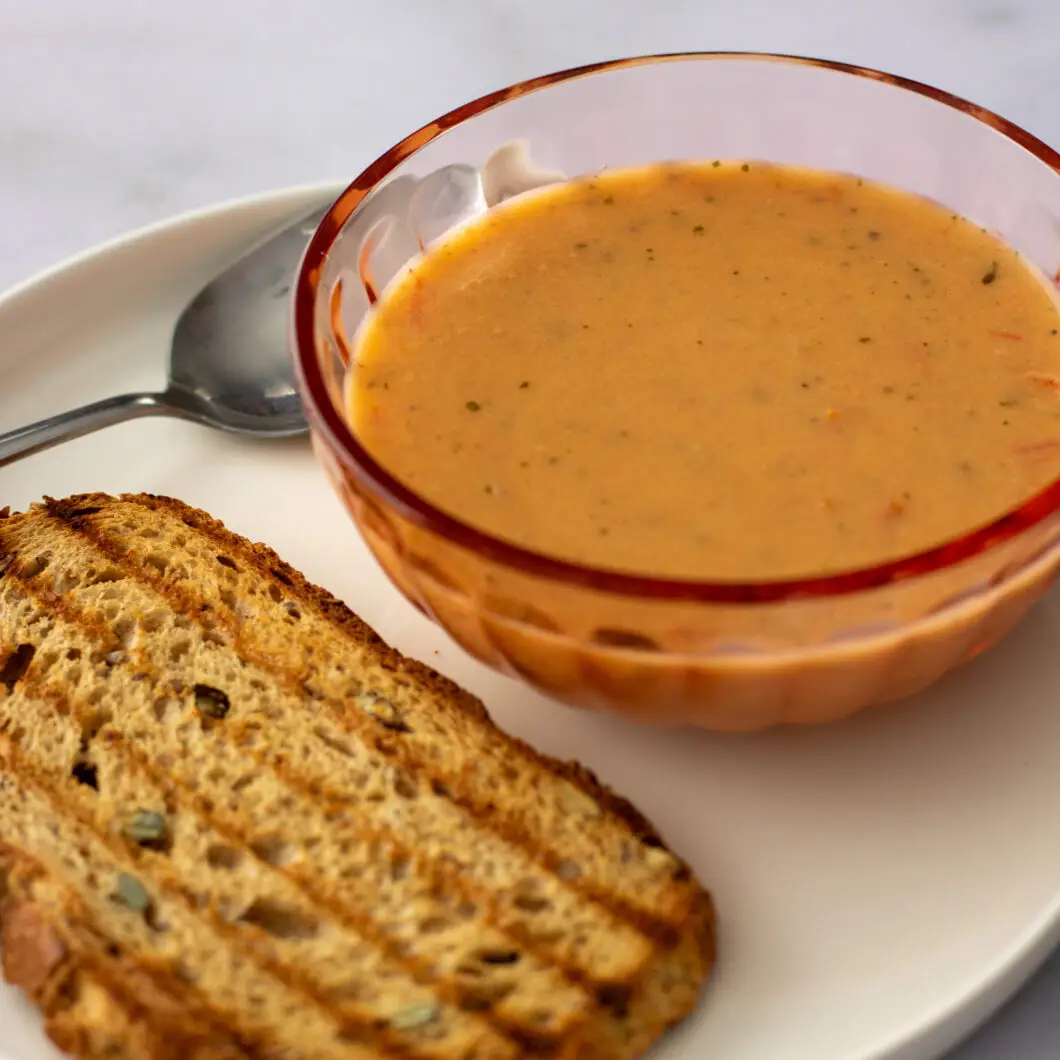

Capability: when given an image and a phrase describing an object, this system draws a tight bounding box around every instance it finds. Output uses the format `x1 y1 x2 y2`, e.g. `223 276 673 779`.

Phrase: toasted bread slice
0 493 715 1060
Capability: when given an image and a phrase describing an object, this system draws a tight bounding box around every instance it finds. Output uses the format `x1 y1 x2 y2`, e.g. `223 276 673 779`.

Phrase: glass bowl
291 53 1060 731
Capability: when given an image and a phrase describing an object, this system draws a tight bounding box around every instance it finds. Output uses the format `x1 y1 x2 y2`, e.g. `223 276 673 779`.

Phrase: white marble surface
2 1 1060 1057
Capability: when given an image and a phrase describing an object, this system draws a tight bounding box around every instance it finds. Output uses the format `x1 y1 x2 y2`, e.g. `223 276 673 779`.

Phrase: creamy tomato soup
348 162 1060 581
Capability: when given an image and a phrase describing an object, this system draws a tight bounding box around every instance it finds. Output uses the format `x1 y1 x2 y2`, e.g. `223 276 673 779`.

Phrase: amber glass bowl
291 53 1060 731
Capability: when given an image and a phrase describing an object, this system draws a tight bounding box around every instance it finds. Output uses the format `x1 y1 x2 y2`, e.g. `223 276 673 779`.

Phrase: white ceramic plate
2 187 1060 1060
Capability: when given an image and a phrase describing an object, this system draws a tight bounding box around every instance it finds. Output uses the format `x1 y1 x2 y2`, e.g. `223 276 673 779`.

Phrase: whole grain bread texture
0 493 715 1060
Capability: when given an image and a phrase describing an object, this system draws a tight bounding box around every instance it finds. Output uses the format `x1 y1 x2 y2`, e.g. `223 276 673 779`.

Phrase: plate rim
0 179 344 317
878 894 1060 1059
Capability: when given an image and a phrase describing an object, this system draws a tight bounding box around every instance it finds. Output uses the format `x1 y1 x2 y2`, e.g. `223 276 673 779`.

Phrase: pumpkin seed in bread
0 493 715 1060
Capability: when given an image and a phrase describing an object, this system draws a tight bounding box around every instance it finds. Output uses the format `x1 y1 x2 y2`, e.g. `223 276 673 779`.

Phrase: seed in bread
0 493 715 1060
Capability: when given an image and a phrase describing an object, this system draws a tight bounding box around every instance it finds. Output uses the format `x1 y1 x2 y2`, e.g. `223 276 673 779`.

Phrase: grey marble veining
1 1 1060 1057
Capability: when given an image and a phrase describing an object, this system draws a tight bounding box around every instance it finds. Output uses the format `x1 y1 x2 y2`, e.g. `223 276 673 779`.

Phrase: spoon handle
0 392 171 468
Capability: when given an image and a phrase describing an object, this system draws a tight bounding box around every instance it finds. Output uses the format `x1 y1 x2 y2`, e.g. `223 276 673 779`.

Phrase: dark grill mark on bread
53 496 696 940
2 761 515 1060
0 493 715 1060
1 848 269 1058
0 593 587 1055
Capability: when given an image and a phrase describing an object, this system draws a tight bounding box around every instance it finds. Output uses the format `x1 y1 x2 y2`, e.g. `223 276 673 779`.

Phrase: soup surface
348 162 1060 580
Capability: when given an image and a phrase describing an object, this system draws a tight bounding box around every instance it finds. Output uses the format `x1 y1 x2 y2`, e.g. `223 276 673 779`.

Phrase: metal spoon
0 201 331 468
